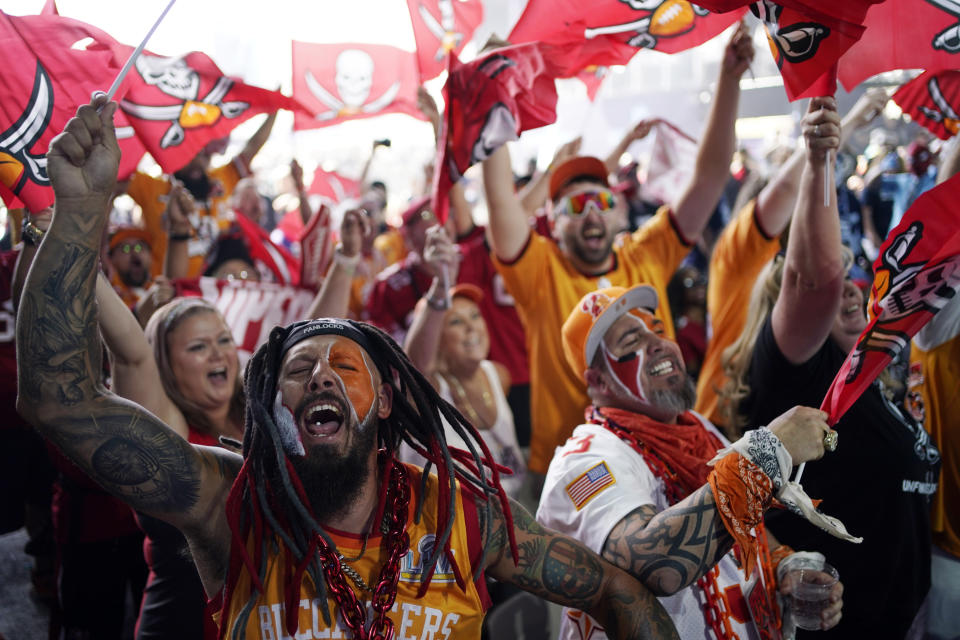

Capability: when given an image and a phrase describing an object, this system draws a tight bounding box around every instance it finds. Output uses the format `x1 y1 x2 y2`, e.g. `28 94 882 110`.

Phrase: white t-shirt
536 419 762 640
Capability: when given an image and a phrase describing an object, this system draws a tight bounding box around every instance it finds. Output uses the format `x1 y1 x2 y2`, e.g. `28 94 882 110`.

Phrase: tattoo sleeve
486 498 678 640
602 484 733 596
16 216 238 529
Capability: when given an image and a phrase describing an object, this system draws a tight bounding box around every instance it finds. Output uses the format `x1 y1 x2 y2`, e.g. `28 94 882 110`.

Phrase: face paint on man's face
273 390 305 456
602 341 648 403
326 337 378 426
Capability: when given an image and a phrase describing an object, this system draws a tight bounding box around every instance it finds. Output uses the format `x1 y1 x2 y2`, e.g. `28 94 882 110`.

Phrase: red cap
401 196 433 226
549 156 609 201
450 283 484 305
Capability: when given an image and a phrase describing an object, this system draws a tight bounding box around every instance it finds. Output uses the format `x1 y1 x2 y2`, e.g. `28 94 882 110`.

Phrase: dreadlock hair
218 318 517 639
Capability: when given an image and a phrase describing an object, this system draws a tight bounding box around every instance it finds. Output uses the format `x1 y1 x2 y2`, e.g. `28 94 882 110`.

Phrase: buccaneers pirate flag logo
893 71 960 140
509 0 745 77
406 0 484 81
118 51 305 173
0 10 144 212
820 173 960 425
292 42 425 130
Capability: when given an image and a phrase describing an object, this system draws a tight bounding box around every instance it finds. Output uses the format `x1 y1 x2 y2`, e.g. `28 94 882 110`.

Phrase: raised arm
485 499 679 640
772 97 845 364
306 207 367 320
403 227 459 374
236 110 277 171
605 120 656 175
672 22 753 242
15 96 238 575
483 145 531 261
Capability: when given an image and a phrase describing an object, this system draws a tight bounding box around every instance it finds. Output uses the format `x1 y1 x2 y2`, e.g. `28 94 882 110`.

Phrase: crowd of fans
1 27 957 640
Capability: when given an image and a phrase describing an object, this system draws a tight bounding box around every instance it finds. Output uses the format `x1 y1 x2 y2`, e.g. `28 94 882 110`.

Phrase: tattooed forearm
495 500 678 639
18 241 101 406
47 403 203 514
602 485 733 596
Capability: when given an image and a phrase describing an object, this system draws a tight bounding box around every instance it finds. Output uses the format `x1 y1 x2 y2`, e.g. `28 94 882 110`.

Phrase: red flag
174 277 316 363
230 214 301 287
118 50 303 173
40 0 58 15
893 71 960 141
431 45 559 222
839 0 960 91
308 167 361 203
0 11 144 212
406 0 484 80
820 174 960 425
298 204 334 291
576 66 609 101
292 41 425 130
508 0 746 77
642 120 699 205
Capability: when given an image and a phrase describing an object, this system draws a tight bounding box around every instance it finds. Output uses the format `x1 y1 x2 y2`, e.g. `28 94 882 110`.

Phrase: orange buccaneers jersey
218 464 489 640
127 161 245 278
695 199 780 428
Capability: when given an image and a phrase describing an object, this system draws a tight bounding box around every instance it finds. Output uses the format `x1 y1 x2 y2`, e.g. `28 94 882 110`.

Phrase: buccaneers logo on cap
121 54 250 149
580 291 613 319
584 0 709 50
0 62 53 198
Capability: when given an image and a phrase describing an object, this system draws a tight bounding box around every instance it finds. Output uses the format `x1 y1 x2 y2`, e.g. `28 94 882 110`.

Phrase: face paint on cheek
602 342 647 403
273 390 305 456
329 339 377 425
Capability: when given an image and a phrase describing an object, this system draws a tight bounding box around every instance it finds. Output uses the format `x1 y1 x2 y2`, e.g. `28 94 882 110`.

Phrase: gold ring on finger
823 429 838 452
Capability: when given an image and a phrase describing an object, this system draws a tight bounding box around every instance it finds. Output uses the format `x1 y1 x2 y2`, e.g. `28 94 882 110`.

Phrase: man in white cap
536 284 846 639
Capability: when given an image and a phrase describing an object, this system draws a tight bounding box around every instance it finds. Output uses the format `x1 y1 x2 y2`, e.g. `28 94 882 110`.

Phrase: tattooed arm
15 96 238 594
602 488 731 596
481 498 679 640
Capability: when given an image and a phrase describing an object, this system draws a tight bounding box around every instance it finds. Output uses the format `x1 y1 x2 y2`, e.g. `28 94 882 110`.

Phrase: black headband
279 318 373 362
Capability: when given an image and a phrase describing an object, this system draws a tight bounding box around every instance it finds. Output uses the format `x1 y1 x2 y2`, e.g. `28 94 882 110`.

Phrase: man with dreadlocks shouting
17 95 681 640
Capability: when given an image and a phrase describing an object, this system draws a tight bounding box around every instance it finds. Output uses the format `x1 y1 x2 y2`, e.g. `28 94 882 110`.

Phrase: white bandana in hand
709 428 862 544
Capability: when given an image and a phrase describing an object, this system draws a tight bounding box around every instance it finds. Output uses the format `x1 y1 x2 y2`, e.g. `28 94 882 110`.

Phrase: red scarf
590 406 724 504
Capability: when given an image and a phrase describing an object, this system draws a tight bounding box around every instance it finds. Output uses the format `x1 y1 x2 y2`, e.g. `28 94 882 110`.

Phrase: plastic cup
780 556 839 631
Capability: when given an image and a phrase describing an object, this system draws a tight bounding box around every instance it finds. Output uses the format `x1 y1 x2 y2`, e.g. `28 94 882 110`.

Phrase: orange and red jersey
127 161 246 278
493 206 690 473
217 464 489 639
695 200 779 429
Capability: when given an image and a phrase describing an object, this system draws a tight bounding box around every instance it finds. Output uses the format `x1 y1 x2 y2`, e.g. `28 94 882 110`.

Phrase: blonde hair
718 255 785 437
144 297 245 437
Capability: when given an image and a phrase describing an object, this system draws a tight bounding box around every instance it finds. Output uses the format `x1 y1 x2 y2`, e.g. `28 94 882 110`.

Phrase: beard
286 400 380 523
649 375 697 416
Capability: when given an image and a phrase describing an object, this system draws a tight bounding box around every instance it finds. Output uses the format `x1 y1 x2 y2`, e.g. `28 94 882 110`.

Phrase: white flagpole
104 0 178 101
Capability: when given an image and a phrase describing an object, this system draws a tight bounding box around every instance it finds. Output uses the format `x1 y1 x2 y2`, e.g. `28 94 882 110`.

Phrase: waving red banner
0 11 144 212
309 167 361 202
839 0 960 91
893 71 960 141
292 41 425 130
406 0 483 80
117 50 303 173
509 0 745 77
432 45 559 222
174 277 316 364
821 173 960 425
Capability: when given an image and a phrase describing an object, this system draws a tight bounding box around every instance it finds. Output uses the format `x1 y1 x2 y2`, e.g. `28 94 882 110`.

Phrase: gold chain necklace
444 371 494 429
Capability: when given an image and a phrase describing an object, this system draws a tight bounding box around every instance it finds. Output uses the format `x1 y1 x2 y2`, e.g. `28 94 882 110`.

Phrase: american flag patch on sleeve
565 462 615 510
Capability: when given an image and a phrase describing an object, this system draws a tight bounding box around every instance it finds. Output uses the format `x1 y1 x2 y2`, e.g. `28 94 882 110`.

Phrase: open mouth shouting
207 366 229 385
648 357 677 378
300 400 346 439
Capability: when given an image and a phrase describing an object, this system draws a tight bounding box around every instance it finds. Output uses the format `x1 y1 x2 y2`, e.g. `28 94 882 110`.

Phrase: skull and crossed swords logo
0 62 52 196
120 54 250 149
929 0 960 52
305 49 401 122
919 75 960 135
418 0 463 60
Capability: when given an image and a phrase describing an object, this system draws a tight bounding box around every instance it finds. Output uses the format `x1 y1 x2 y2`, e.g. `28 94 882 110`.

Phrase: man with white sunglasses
481 24 754 482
